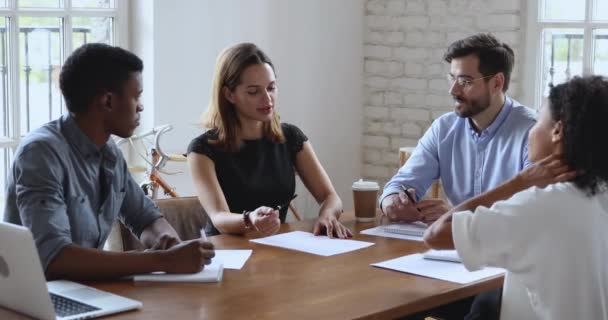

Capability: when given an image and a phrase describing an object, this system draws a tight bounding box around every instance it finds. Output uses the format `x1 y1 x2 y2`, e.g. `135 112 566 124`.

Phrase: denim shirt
381 97 537 207
3 114 161 270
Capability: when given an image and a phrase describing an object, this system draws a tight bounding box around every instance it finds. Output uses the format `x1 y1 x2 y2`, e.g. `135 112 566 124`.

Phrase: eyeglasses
447 74 495 88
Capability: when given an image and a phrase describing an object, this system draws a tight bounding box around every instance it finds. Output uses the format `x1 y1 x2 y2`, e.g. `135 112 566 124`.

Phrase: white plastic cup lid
352 179 379 191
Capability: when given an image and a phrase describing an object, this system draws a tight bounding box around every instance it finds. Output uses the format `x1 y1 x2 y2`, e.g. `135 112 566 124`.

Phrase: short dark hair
444 33 515 92
59 43 143 114
549 76 608 196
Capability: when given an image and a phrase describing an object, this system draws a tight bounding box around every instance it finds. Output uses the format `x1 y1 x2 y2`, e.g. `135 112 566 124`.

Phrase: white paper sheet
213 250 252 270
360 226 424 241
250 231 374 256
371 253 504 284
132 262 224 283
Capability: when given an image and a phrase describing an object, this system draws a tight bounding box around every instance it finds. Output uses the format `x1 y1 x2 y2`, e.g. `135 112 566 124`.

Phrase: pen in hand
275 194 298 211
400 185 421 212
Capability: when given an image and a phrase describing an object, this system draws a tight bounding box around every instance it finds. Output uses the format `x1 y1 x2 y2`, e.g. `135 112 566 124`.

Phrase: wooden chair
398 147 443 199
106 196 207 252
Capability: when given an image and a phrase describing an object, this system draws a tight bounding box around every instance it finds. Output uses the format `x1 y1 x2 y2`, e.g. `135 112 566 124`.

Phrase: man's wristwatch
243 210 253 229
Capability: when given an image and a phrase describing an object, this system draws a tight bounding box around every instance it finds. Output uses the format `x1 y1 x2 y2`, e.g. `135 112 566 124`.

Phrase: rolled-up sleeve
14 143 72 271
117 158 162 238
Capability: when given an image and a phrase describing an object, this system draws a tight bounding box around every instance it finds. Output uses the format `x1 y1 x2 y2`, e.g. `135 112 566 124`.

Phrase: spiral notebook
382 222 428 237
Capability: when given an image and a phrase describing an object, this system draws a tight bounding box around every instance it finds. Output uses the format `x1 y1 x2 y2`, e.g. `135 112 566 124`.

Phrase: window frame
0 0 128 215
522 0 608 108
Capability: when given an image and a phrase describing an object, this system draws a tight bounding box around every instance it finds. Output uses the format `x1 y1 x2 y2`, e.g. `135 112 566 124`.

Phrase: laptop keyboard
51 293 100 317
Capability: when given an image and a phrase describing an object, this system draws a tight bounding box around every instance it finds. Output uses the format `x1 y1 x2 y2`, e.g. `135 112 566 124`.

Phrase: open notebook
382 222 428 236
132 263 224 283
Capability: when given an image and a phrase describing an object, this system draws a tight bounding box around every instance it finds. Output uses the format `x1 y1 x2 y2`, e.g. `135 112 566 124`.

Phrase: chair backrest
106 196 208 252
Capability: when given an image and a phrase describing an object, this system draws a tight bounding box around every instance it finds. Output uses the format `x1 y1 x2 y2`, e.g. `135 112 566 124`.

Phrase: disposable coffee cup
352 179 380 222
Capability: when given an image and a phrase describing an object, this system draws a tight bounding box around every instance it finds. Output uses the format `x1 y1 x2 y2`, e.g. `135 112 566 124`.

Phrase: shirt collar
61 114 117 163
466 96 513 140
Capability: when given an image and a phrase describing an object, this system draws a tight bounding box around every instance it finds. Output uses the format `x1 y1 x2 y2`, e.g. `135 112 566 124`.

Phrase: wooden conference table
1 216 503 319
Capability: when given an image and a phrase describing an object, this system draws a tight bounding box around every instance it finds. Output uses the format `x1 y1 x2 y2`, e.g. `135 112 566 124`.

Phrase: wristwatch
243 210 253 229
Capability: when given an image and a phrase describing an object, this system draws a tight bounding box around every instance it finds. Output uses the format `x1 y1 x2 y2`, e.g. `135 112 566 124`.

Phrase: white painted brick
381 151 401 166
391 77 427 90
405 0 426 14
494 31 520 46
385 31 405 44
399 16 430 30
477 14 520 31
404 62 425 77
427 0 448 15
446 32 471 46
431 48 448 62
365 106 390 120
403 93 426 106
385 91 403 105
363 149 382 164
393 47 429 61
383 123 402 136
366 0 385 14
425 94 451 108
365 31 384 44
488 0 521 12
366 76 390 88
365 45 392 59
391 137 420 151
402 123 422 137
427 63 445 77
364 135 390 149
367 15 401 31
428 16 475 32
365 60 404 77
365 121 383 134
391 108 430 121
386 0 407 15
362 164 391 178
367 91 384 105
428 79 446 92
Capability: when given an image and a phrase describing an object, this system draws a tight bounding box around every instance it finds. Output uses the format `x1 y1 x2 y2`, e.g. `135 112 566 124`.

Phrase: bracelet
243 210 253 229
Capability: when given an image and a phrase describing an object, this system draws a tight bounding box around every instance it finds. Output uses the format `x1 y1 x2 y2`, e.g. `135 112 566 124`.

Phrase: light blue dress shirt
380 97 536 207
3 114 161 270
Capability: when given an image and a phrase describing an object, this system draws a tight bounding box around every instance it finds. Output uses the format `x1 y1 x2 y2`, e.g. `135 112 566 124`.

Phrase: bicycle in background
116 124 186 199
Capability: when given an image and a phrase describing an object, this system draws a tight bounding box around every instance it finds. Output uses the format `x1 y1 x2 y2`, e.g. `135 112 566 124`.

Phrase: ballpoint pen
400 184 421 212
275 194 298 211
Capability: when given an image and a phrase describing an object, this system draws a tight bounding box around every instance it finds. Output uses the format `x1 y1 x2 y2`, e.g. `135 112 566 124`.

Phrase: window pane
72 17 113 50
594 30 608 75
540 29 584 97
541 0 585 21
0 147 14 221
0 1 7 8
0 18 10 140
19 0 61 8
19 17 63 135
594 0 608 21
72 0 114 9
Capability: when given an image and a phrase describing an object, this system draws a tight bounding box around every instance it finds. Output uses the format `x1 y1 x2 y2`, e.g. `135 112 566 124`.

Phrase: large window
0 0 127 217
523 0 608 107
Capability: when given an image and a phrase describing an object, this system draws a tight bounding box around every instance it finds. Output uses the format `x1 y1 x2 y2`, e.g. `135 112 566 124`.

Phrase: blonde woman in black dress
187 43 352 239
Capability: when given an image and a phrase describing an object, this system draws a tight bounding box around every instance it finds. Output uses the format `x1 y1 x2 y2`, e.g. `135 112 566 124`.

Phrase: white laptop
0 222 142 320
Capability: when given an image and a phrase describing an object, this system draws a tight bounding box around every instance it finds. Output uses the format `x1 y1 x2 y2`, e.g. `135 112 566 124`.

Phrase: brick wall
363 0 524 185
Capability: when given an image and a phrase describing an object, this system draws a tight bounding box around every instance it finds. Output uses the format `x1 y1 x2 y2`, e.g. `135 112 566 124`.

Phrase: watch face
0 256 9 278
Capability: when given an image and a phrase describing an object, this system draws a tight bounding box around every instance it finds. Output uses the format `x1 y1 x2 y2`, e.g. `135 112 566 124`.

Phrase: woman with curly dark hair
424 76 608 320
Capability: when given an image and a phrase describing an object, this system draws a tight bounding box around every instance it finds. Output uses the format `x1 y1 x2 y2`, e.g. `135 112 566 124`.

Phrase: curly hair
60 43 143 114
548 76 608 196
444 33 515 92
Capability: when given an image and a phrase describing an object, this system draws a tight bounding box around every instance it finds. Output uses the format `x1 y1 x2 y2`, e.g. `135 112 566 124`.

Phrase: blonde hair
203 43 284 151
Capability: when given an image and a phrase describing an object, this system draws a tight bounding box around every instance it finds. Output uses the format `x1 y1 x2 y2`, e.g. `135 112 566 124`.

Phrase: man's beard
453 92 491 118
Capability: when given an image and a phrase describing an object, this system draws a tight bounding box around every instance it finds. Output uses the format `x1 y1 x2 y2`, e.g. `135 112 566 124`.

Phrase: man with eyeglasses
380 33 536 320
